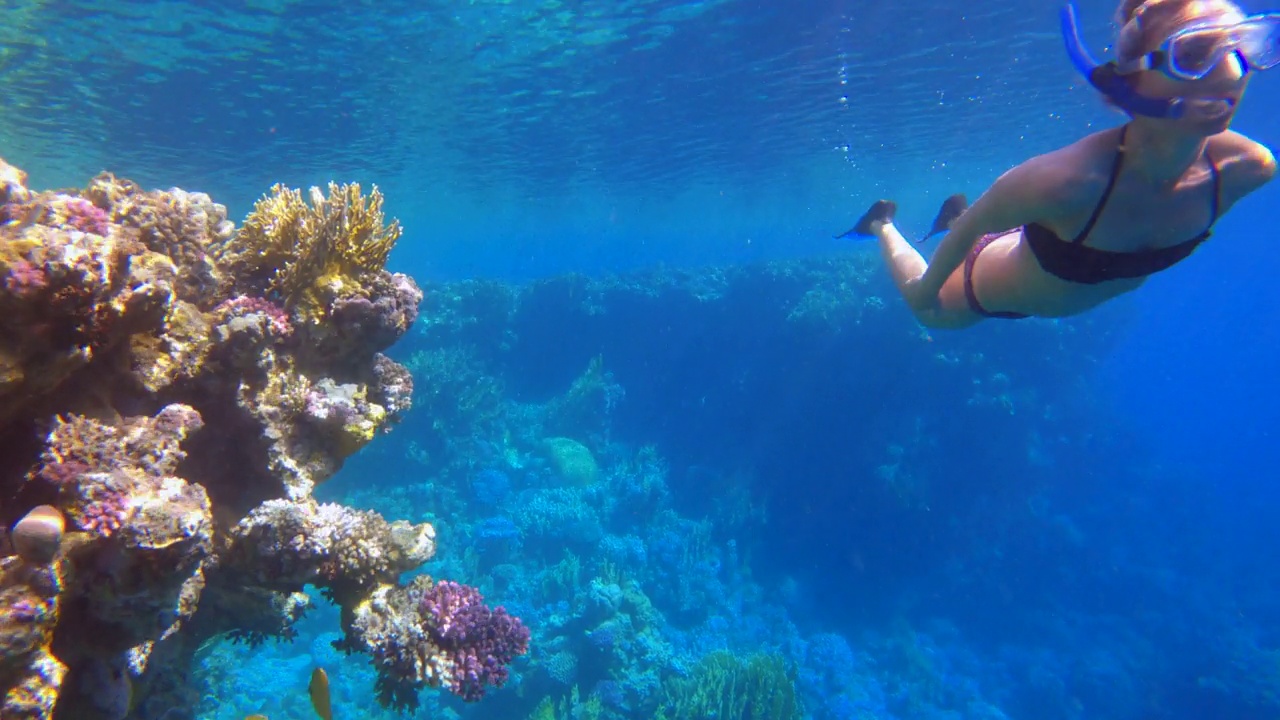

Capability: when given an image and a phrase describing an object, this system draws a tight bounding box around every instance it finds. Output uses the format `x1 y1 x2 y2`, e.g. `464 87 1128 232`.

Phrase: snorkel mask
1060 1 1280 118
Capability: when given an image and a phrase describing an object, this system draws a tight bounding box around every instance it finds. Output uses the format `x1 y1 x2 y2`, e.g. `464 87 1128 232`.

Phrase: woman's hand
902 275 941 314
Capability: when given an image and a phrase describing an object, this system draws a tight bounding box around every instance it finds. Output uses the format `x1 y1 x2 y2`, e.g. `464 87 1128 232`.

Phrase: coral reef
655 651 802 720
0 157 525 719
367 251 1139 720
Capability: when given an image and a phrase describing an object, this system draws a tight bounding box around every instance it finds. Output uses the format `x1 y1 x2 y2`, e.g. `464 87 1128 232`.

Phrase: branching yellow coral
215 182 402 320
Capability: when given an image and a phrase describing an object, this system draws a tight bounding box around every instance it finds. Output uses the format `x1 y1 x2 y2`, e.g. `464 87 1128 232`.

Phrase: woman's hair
1113 0 1245 64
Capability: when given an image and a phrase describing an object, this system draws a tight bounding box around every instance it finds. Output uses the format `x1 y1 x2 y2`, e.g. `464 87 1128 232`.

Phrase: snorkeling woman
842 0 1277 329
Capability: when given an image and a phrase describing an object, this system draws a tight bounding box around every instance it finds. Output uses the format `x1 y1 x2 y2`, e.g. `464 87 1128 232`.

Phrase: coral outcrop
0 156 526 719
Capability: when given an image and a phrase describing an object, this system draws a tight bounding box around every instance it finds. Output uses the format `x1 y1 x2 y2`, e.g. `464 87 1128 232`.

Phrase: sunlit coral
88 174 232 305
214 181 402 321
225 498 436 607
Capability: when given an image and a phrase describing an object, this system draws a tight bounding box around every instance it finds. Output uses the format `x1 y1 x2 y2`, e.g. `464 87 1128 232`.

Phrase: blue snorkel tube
1060 1 1188 118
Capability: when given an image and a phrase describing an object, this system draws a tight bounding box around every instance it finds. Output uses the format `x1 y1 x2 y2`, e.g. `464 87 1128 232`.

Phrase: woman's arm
1224 137 1277 202
917 158 1065 299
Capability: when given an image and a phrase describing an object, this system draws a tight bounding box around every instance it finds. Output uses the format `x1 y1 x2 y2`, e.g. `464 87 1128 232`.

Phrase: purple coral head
420 580 531 701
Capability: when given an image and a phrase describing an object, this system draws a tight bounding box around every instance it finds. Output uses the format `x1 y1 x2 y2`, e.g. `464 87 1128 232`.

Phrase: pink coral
73 472 135 538
62 197 109 236
216 294 293 337
4 259 49 297
77 498 130 537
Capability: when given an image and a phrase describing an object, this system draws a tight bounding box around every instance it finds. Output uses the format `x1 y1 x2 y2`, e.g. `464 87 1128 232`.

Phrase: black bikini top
1024 124 1221 285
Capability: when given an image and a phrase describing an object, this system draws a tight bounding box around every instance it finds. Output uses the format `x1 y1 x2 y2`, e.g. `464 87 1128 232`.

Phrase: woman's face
1132 5 1253 133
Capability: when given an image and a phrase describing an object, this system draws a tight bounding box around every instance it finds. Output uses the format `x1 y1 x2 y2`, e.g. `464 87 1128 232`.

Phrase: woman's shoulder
1004 128 1120 212
1209 131 1276 197
964 129 1121 235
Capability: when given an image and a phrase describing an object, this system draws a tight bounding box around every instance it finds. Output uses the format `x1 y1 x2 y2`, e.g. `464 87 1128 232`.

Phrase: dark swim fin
834 199 897 240
918 194 968 243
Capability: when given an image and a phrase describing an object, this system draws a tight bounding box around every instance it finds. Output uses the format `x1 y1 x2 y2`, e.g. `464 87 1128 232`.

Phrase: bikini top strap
1071 124 1129 244
1183 146 1223 244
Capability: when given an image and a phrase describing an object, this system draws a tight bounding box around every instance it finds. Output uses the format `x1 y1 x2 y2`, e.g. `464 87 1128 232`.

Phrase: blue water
5 0 1280 717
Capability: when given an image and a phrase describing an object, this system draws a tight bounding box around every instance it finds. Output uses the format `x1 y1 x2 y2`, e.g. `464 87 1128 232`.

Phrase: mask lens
1169 25 1235 78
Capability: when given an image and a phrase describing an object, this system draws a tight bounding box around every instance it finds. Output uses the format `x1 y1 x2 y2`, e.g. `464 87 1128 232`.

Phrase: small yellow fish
244 715 268 720
309 667 333 720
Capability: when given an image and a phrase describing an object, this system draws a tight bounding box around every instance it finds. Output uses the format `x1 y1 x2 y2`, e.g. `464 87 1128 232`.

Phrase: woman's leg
870 219 928 292
844 198 1003 327
864 217 981 329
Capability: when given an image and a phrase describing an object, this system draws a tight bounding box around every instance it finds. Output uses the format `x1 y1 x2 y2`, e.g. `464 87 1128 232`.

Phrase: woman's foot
835 199 897 239
920 194 968 243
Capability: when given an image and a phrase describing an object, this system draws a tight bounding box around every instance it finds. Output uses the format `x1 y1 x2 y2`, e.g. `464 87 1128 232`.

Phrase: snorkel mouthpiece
1060 1 1188 118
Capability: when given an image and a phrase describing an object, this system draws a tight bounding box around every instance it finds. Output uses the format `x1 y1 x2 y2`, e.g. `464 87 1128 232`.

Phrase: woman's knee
914 306 980 330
